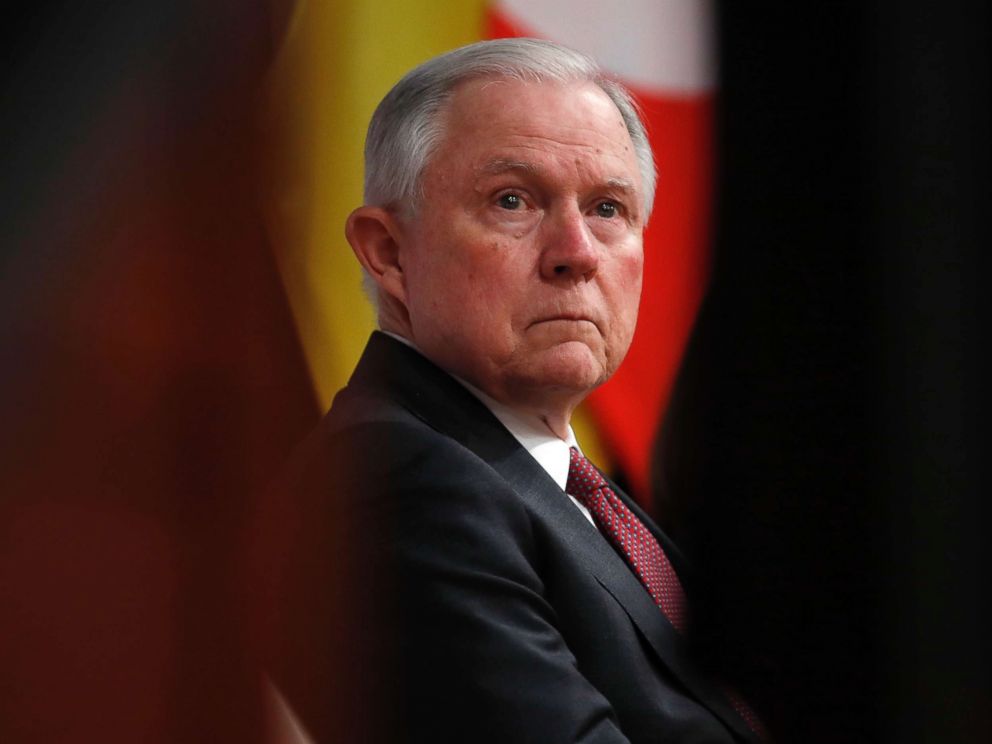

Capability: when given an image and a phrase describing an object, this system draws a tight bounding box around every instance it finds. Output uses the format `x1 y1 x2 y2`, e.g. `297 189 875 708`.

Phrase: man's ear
345 206 408 304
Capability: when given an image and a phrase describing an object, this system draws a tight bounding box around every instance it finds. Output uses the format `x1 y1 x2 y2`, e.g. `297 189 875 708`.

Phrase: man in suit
266 38 763 743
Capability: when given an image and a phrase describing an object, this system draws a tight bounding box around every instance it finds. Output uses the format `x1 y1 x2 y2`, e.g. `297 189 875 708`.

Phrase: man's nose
539 204 599 281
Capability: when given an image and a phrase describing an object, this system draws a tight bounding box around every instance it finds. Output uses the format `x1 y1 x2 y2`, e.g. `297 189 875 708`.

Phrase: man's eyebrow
605 177 637 193
478 159 542 177
477 161 640 198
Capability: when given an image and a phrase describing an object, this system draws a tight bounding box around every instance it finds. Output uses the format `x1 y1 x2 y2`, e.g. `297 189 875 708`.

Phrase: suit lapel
349 333 759 743
490 451 759 744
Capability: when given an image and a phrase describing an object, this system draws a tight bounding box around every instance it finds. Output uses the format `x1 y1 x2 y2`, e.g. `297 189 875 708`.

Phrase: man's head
362 38 656 218
346 39 652 435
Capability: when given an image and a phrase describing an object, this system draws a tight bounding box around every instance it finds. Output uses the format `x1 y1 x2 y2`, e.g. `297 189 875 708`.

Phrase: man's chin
510 347 609 400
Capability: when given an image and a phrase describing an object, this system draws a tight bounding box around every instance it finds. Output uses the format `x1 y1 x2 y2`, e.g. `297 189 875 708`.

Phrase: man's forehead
479 159 540 176
476 157 637 193
428 76 643 196
475 157 640 192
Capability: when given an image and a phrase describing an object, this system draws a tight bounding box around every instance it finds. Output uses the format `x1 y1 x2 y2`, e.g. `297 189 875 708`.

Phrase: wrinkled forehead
421 76 641 196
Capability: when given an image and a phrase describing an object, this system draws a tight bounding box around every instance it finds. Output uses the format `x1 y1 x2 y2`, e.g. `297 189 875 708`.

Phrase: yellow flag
263 0 488 410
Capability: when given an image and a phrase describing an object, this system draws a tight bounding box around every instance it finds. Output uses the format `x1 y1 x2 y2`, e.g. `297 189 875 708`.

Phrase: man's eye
497 193 523 210
594 201 618 218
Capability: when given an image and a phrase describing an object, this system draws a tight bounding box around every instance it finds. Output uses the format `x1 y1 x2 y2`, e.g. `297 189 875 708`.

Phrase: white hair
359 38 657 308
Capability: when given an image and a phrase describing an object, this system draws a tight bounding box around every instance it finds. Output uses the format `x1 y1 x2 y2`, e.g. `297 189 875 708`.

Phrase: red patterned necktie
565 447 688 632
565 447 767 740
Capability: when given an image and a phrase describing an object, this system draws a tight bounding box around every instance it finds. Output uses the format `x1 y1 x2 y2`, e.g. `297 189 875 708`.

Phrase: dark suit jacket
267 332 759 743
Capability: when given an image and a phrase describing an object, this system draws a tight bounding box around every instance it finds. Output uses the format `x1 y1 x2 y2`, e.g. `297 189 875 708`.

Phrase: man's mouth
530 314 600 333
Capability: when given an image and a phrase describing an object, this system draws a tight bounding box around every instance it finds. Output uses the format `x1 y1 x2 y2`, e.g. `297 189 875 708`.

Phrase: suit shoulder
280 385 531 532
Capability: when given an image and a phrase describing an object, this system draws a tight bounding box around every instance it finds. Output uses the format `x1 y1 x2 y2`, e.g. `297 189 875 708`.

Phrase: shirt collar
457 381 578 493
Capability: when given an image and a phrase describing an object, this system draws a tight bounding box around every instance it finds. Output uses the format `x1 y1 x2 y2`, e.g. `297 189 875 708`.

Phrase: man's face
398 77 645 420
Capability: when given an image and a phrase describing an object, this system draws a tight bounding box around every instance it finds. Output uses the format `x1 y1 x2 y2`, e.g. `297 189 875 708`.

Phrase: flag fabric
262 0 488 410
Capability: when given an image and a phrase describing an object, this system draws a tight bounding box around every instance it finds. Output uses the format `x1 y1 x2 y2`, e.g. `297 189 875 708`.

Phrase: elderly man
269 38 762 744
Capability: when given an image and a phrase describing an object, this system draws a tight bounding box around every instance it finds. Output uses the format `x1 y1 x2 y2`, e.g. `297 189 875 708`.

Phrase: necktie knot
565 447 608 498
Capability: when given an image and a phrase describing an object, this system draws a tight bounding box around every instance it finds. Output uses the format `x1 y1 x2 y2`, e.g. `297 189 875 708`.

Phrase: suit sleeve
344 422 633 744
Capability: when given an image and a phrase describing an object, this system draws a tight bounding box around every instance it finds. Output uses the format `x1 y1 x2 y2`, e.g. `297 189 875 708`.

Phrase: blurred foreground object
1 3 315 741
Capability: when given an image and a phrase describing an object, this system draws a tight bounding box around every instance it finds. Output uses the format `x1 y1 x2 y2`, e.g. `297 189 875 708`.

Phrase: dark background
656 3 990 743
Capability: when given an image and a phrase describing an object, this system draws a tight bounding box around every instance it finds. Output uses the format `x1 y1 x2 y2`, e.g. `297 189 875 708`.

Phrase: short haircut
363 37 657 219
